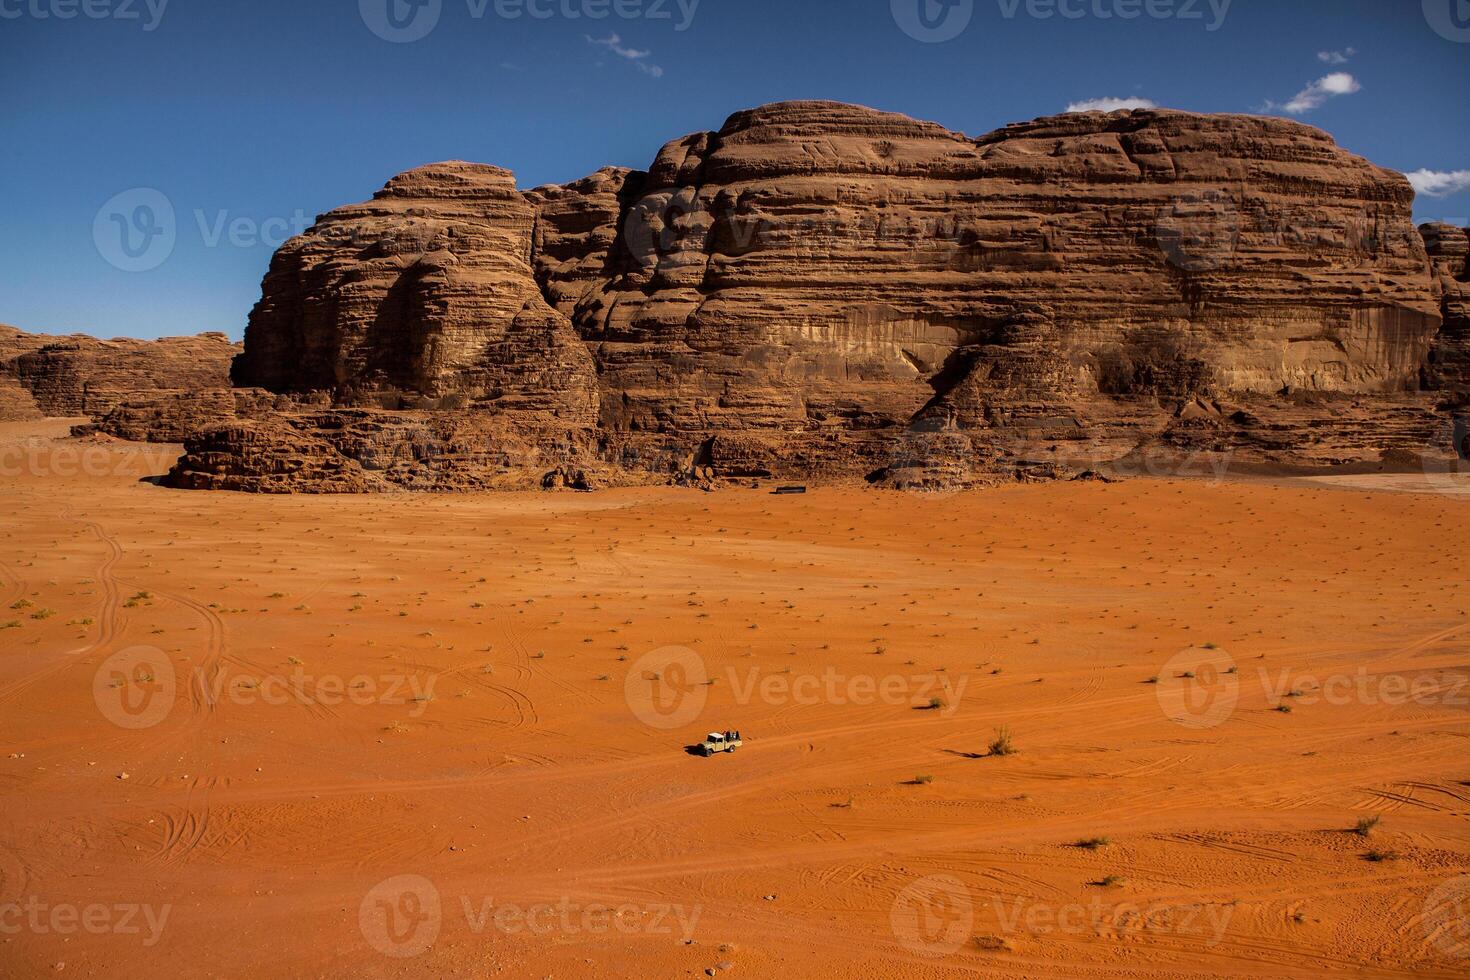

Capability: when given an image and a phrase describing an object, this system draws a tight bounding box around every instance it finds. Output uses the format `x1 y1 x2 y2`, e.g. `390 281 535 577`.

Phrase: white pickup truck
697 731 744 756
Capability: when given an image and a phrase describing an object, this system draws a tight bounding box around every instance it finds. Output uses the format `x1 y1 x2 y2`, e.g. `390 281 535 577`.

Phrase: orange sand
2 420 1469 978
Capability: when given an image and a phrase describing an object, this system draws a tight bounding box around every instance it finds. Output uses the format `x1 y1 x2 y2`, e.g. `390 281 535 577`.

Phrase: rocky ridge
0 325 240 429
21 102 1468 492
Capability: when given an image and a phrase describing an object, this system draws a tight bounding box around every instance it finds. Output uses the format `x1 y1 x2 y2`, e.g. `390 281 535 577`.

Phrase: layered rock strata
182 102 1467 490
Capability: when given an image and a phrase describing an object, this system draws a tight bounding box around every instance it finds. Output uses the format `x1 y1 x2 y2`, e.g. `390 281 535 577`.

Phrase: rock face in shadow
1422 223 1470 401
231 163 599 424
0 327 43 421
0 325 239 421
170 102 1465 492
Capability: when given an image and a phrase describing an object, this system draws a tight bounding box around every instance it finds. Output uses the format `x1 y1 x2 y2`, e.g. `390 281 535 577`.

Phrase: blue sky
1 0 1467 340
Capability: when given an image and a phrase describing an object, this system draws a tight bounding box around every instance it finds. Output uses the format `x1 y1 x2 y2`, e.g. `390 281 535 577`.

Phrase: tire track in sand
0 522 125 708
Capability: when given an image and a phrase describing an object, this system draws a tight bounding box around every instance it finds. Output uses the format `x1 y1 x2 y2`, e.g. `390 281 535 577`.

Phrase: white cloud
1064 97 1158 113
586 33 664 78
1273 72 1361 114
1317 47 1356 65
1406 169 1470 198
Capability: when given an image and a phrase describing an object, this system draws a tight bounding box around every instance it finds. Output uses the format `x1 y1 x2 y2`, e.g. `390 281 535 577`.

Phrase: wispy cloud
1064 97 1158 113
1317 47 1356 65
585 33 664 78
1406 169 1470 198
1271 72 1361 114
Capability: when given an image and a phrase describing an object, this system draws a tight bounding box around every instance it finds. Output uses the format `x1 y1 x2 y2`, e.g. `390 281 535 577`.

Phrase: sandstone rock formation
173 101 1468 491
0 373 42 421
0 326 51 421
71 388 295 443
0 325 240 423
1423 223 1470 400
231 163 598 423
168 410 602 493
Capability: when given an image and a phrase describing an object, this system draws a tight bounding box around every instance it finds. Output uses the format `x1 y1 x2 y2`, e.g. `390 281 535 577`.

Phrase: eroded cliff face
525 102 1443 481
231 163 598 425
0 326 43 420
0 325 239 422
1423 223 1470 400
176 101 1462 492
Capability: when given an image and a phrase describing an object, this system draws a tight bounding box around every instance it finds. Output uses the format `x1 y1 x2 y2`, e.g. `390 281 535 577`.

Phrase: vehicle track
0 522 126 708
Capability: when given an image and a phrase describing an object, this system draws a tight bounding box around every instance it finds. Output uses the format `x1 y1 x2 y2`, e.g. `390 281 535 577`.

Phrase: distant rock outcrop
164 102 1469 490
168 409 603 493
0 325 239 425
71 388 292 443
